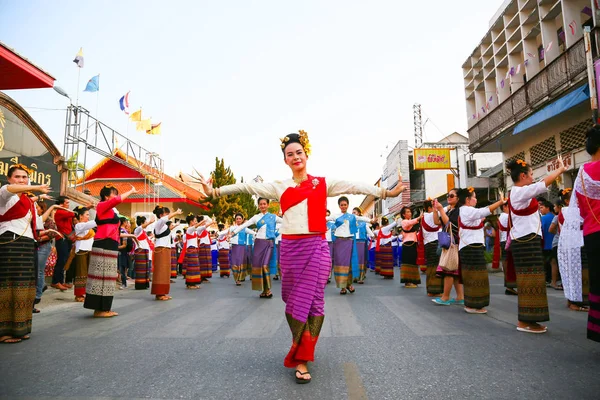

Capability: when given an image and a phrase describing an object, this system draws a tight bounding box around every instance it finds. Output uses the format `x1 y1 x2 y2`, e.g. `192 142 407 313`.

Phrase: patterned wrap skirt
219 248 230 277
510 234 549 322
184 247 201 286
230 244 246 282
170 247 178 278
151 247 171 296
356 240 367 282
584 232 600 342
459 244 490 309
134 248 150 289
378 243 394 278
425 241 443 294
73 251 91 297
84 239 119 312
564 247 590 307
0 232 36 338
281 235 329 368
400 242 421 284
199 244 213 279
251 239 273 292
333 238 353 288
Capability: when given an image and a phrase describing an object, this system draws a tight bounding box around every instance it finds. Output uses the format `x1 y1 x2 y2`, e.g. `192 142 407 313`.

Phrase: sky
0 0 503 211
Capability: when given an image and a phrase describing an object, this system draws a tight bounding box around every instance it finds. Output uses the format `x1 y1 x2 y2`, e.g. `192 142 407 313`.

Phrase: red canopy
0 42 55 90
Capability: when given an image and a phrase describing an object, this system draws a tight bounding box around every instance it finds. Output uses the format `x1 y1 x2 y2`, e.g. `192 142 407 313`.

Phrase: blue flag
84 75 99 92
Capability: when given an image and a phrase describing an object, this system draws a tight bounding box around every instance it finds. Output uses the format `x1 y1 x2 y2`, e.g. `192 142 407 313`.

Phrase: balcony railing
468 37 589 151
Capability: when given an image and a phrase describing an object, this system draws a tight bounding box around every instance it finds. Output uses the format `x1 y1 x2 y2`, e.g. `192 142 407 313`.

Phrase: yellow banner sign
413 148 452 170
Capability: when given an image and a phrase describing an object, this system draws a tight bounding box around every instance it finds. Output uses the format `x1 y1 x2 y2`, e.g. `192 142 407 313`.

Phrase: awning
513 84 590 135
0 42 55 90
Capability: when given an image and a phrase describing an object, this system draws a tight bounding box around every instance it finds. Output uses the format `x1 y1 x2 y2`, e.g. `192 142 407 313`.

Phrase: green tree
234 176 259 219
208 157 241 224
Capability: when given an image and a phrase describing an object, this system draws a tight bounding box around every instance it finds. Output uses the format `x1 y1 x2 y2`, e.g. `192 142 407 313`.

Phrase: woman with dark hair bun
372 216 398 279
455 187 505 314
151 205 182 300
506 156 566 333
399 206 422 288
563 124 600 341
420 199 443 297
198 130 406 383
69 206 96 302
134 215 155 290
84 184 137 318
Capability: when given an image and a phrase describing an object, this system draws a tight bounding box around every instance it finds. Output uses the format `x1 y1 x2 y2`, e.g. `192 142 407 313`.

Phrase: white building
464 0 597 196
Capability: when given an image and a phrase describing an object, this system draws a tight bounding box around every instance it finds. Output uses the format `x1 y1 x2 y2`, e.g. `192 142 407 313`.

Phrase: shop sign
546 152 573 173
413 148 452 170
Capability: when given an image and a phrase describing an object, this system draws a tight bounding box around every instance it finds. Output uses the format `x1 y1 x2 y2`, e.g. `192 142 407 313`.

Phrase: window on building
538 44 545 61
557 27 565 53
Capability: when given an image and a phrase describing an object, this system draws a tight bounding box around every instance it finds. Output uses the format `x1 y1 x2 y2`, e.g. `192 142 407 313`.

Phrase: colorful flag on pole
500 79 505 89
472 114 476 120
129 109 142 122
119 92 130 115
546 41 553 53
146 122 161 135
481 107 486 114
489 96 493 103
527 52 536 59
136 119 152 132
84 75 99 92
569 20 577 35
509 67 515 76
73 48 84 68
515 64 521 74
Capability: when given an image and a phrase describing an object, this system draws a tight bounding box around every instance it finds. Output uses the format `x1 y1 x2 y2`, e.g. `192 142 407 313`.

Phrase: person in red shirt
52 196 75 290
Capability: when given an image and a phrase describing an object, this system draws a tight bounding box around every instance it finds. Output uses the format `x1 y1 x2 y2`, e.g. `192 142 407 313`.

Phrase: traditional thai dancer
134 215 154 290
557 188 590 311
506 158 566 333
432 190 465 306
67 206 96 302
178 214 204 289
170 221 179 282
232 198 282 298
373 217 397 278
196 215 213 282
391 232 400 269
353 207 373 284
456 187 505 314
197 130 406 383
246 229 254 279
273 222 282 280
228 213 255 285
217 223 231 277
325 209 336 284
0 165 50 343
400 207 422 287
368 222 379 271
83 184 137 317
496 203 517 295
420 200 443 297
151 206 183 300
330 197 371 293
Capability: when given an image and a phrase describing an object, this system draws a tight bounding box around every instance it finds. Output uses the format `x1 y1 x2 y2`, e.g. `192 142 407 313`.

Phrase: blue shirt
541 213 555 250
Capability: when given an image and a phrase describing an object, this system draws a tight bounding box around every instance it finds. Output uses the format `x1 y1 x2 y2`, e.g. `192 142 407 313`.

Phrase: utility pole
413 103 423 148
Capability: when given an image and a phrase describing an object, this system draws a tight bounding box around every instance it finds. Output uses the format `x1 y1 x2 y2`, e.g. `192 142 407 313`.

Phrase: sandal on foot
348 286 355 293
517 325 547 334
295 370 312 384
32 308 40 313
432 298 453 306
340 289 347 295
0 336 22 344
464 307 487 314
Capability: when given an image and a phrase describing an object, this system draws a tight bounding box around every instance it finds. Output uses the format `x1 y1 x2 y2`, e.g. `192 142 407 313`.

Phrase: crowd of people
1 127 599 384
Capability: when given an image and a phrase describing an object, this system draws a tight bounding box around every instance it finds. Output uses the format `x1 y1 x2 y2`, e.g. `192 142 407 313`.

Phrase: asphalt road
1 269 599 400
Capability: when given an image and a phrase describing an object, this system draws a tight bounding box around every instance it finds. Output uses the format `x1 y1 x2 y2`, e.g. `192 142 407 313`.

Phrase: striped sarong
134 249 149 290
230 244 246 282
73 251 90 297
584 232 600 342
333 238 353 288
219 248 230 277
281 235 329 368
511 234 549 322
251 239 273 292
151 247 171 296
378 244 394 278
84 240 119 312
170 248 178 278
459 245 490 309
425 241 443 295
198 244 212 279
356 240 367 282
0 233 36 338
184 247 201 286
400 242 421 284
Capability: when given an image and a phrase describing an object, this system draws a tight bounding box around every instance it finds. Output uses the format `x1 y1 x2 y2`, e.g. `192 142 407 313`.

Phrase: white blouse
217 230 230 250
234 212 283 240
228 226 255 245
154 216 171 248
458 206 491 250
0 186 34 239
422 212 441 245
75 221 97 252
329 214 371 238
499 213 509 243
509 181 546 240
197 217 213 245
372 220 398 246
134 226 151 251
219 179 385 235
186 227 199 248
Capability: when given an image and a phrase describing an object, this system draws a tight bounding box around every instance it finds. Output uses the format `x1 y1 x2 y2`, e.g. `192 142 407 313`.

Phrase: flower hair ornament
188 212 195 217
561 188 572 196
103 183 115 189
516 159 527 167
298 130 311 156
11 163 30 175
467 187 475 193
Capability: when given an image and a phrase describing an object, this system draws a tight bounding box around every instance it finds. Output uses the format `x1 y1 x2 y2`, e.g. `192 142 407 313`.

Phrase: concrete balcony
468 37 589 153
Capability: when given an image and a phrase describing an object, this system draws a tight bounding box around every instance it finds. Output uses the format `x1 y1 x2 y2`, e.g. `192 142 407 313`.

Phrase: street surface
1 270 599 400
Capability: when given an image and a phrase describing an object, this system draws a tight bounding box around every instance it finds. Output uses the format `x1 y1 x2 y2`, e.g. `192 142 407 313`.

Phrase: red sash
376 229 392 251
280 175 326 233
178 232 198 264
416 228 426 265
558 210 564 225
421 216 440 232
0 194 36 238
458 218 484 230
492 227 501 269
508 197 539 217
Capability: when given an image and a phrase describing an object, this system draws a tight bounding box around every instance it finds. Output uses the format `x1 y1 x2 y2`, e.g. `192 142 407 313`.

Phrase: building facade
464 0 599 196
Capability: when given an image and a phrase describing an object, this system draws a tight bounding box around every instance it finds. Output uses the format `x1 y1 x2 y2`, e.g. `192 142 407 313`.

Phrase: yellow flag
136 119 151 132
130 109 142 122
146 122 161 135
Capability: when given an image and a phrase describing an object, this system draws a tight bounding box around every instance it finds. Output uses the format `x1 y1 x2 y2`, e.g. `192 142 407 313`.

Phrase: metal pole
455 147 460 187
584 26 598 122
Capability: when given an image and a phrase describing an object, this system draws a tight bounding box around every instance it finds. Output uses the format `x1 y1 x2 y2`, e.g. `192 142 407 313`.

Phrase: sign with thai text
413 148 452 170
546 152 574 173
